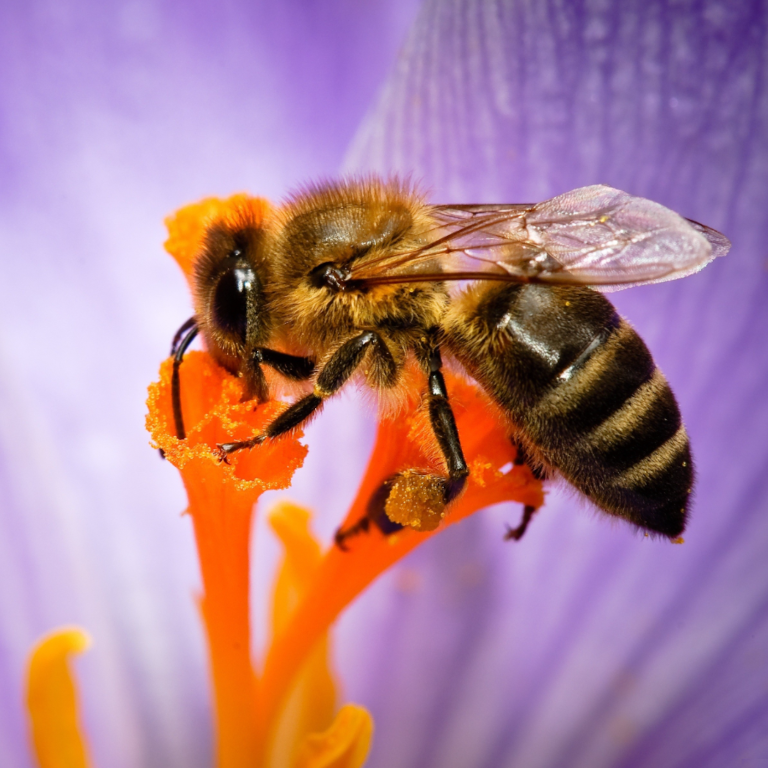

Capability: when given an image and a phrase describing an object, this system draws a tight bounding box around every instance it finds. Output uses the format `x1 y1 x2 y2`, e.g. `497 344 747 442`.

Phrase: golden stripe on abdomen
525 321 691 536
581 369 682 472
597 427 692 535
536 321 655 436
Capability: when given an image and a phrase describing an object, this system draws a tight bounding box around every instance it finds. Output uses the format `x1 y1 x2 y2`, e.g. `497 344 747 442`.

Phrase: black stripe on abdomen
536 322 656 438
601 426 692 536
582 369 683 472
529 321 691 536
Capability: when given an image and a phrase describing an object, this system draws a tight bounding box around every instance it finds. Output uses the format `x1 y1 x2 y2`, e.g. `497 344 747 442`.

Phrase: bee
169 178 730 544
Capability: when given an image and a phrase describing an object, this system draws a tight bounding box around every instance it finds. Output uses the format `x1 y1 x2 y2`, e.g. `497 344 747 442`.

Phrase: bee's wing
435 185 730 290
351 185 730 291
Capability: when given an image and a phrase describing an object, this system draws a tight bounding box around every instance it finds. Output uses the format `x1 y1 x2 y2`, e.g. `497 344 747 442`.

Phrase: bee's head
193 215 273 375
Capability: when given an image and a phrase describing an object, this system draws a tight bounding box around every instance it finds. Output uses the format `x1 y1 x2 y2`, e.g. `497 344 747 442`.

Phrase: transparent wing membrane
351 185 730 291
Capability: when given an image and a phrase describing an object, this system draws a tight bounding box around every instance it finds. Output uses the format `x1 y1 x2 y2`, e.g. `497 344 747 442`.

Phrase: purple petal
341 1 768 766
0 2 418 766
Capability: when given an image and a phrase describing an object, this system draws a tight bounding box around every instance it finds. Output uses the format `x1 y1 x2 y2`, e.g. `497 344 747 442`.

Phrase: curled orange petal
147 351 307 492
266 502 337 768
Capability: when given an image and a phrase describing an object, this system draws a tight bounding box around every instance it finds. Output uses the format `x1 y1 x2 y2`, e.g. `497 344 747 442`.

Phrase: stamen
265 502 371 767
259 374 544 736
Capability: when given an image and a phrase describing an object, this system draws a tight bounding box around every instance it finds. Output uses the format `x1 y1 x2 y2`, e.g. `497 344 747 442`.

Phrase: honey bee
169 178 729 544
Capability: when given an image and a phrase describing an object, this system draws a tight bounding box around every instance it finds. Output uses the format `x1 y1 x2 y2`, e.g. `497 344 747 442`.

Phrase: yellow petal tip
26 626 93 768
294 704 374 768
28 627 91 669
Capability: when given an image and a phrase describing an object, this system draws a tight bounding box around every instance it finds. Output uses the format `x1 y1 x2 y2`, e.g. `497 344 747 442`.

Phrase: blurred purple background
1 1 766 767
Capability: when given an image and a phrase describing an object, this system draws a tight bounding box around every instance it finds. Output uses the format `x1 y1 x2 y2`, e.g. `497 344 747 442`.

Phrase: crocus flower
141 193 538 765
2 2 767 768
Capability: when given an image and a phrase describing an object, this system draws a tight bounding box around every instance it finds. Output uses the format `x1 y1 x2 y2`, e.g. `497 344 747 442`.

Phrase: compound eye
212 264 256 342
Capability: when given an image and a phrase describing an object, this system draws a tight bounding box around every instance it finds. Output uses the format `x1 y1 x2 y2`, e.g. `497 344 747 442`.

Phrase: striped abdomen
443 283 691 537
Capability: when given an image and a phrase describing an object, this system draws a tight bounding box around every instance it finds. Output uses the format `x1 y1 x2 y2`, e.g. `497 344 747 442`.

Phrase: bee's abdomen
444 284 692 537
537 321 691 537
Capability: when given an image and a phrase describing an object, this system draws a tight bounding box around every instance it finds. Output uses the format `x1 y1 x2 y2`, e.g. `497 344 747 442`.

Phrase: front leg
170 318 199 440
255 348 315 381
242 348 316 403
219 331 394 456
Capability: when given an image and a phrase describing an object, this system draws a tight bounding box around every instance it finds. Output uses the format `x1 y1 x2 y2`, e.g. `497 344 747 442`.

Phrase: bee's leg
425 346 469 501
334 517 370 551
219 331 392 456
504 505 539 541
512 440 547 480
507 440 544 540
242 349 316 404
383 347 470 532
243 348 315 403
171 315 198 356
255 348 315 381
334 476 404 550
171 318 199 440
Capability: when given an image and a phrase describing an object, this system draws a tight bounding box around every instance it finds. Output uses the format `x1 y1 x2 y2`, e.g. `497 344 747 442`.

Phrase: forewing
348 185 729 291
684 218 732 259
434 185 730 290
524 185 729 289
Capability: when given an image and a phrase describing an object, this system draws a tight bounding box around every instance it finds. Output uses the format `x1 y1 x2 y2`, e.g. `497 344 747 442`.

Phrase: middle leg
218 330 395 456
